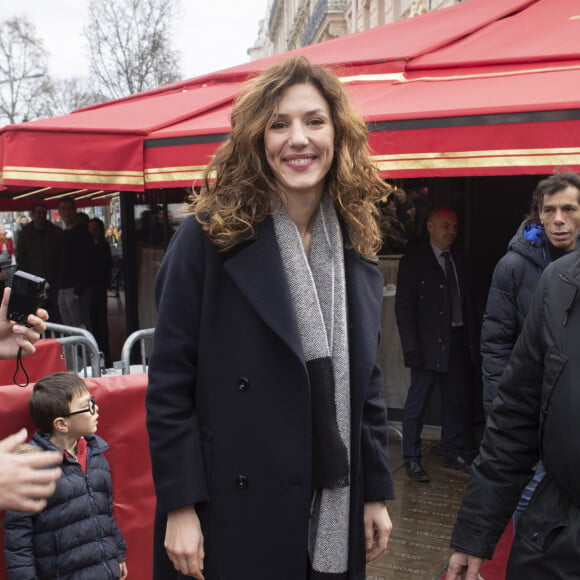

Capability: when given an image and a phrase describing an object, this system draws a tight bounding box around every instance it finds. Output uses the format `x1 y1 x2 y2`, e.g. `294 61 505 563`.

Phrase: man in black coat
57 196 93 330
395 207 474 482
447 247 580 580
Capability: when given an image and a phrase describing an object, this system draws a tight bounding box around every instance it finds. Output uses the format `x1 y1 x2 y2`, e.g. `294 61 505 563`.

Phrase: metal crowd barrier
43 322 102 378
118 328 154 375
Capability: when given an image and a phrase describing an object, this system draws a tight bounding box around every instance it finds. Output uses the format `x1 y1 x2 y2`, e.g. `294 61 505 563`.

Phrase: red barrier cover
0 339 66 387
0 373 155 580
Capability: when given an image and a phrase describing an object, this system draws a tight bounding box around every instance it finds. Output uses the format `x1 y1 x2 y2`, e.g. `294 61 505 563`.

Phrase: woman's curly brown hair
190 55 390 256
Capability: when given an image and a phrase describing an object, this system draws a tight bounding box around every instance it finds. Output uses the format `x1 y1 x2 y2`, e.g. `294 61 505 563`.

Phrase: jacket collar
223 217 381 385
224 217 303 363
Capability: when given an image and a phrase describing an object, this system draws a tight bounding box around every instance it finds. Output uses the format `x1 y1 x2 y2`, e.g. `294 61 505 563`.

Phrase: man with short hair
482 172 580 414
480 172 580 529
396 207 476 482
16 202 63 321
57 197 93 329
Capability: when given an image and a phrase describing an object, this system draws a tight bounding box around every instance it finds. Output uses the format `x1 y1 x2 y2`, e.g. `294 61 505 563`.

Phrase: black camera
8 271 49 326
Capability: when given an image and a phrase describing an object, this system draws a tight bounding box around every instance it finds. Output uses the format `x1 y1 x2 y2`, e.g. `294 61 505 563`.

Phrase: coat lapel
224 218 304 363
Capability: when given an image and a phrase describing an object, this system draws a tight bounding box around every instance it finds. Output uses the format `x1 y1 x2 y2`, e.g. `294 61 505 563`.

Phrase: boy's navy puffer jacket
3 432 127 580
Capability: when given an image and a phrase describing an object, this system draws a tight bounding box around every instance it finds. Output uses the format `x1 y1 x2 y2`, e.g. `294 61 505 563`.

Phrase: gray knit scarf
272 193 351 579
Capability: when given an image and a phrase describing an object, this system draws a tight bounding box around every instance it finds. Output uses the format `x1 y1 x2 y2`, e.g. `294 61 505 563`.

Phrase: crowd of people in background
0 198 120 368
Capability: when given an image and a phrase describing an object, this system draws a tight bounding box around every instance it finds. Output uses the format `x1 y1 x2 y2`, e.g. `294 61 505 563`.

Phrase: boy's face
65 391 99 437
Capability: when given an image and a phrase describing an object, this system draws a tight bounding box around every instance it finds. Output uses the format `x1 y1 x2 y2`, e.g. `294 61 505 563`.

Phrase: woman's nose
288 122 308 146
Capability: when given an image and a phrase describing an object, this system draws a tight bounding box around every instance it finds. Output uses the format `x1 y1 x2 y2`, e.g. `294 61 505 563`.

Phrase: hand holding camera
0 271 49 360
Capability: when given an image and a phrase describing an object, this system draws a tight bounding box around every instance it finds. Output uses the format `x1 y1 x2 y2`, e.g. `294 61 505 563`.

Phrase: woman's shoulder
167 215 206 250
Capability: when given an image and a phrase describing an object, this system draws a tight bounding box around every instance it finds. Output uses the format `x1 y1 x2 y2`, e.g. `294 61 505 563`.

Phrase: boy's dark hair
29 372 88 434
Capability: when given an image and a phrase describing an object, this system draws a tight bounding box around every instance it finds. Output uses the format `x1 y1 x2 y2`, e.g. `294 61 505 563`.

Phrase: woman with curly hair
146 55 394 580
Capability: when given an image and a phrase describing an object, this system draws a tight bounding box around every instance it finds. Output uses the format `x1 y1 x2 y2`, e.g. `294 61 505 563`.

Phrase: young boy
3 372 128 580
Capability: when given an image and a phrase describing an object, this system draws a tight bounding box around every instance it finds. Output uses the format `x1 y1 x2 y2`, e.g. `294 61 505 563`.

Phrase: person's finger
26 313 47 334
17 478 58 502
19 450 62 471
0 286 10 318
6 496 49 513
34 308 49 322
13 323 40 342
0 428 28 452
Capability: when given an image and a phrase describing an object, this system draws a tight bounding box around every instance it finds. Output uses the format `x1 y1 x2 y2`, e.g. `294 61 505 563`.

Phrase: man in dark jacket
447 247 580 580
395 207 476 482
16 202 62 321
479 173 580 528
481 172 580 414
57 196 93 329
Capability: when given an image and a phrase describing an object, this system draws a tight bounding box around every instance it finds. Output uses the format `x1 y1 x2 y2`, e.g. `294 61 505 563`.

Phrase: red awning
2 0 580 203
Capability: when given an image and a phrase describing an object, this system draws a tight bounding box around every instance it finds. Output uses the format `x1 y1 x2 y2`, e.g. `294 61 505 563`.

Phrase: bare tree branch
86 0 182 100
36 77 108 118
0 17 48 125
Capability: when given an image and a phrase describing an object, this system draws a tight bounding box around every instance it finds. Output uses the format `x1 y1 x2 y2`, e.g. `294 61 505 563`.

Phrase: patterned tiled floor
367 440 469 579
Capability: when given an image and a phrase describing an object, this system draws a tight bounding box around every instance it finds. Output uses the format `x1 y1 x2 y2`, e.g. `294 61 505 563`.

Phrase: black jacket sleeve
451 271 545 558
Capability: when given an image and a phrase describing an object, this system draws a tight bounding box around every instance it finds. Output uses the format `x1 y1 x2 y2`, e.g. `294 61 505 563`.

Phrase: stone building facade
248 0 462 60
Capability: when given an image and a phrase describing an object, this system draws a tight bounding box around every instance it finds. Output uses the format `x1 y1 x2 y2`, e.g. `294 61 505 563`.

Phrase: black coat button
238 377 250 392
235 475 248 489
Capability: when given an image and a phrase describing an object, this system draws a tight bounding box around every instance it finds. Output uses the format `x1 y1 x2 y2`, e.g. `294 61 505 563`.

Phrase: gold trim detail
145 168 206 183
372 147 580 162
3 166 144 186
374 153 580 171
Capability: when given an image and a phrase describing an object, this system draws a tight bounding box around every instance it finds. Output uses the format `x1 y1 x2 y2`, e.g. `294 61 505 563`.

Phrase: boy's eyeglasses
65 396 96 417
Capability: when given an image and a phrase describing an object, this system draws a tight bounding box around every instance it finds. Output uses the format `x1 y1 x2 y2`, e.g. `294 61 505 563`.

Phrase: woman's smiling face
264 82 335 201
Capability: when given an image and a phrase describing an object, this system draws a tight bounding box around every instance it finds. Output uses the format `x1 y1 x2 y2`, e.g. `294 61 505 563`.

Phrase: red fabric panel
368 119 580 177
412 0 580 69
351 66 580 122
0 373 155 580
1 131 144 192
0 339 66 387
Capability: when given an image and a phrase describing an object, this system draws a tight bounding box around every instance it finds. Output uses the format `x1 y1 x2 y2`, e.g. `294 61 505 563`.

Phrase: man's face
58 201 76 227
540 186 580 251
31 205 48 228
427 210 457 251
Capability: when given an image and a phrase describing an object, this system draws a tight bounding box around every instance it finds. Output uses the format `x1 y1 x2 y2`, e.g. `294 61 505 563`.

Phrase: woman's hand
0 287 48 359
364 500 393 562
165 505 205 579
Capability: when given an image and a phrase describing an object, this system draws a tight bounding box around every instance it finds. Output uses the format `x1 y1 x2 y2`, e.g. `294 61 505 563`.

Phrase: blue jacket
4 433 127 580
480 220 549 412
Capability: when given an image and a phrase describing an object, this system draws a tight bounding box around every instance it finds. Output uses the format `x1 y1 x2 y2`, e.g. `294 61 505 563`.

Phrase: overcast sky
0 0 269 82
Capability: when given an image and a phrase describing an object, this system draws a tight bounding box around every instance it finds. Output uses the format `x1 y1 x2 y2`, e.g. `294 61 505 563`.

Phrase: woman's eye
308 118 324 126
270 121 287 130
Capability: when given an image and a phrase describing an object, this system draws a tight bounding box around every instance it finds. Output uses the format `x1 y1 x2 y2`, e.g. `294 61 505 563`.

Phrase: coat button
532 532 539 541
238 377 250 392
235 475 248 489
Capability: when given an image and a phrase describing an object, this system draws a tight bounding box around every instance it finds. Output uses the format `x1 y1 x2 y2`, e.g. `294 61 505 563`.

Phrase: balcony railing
302 0 347 46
